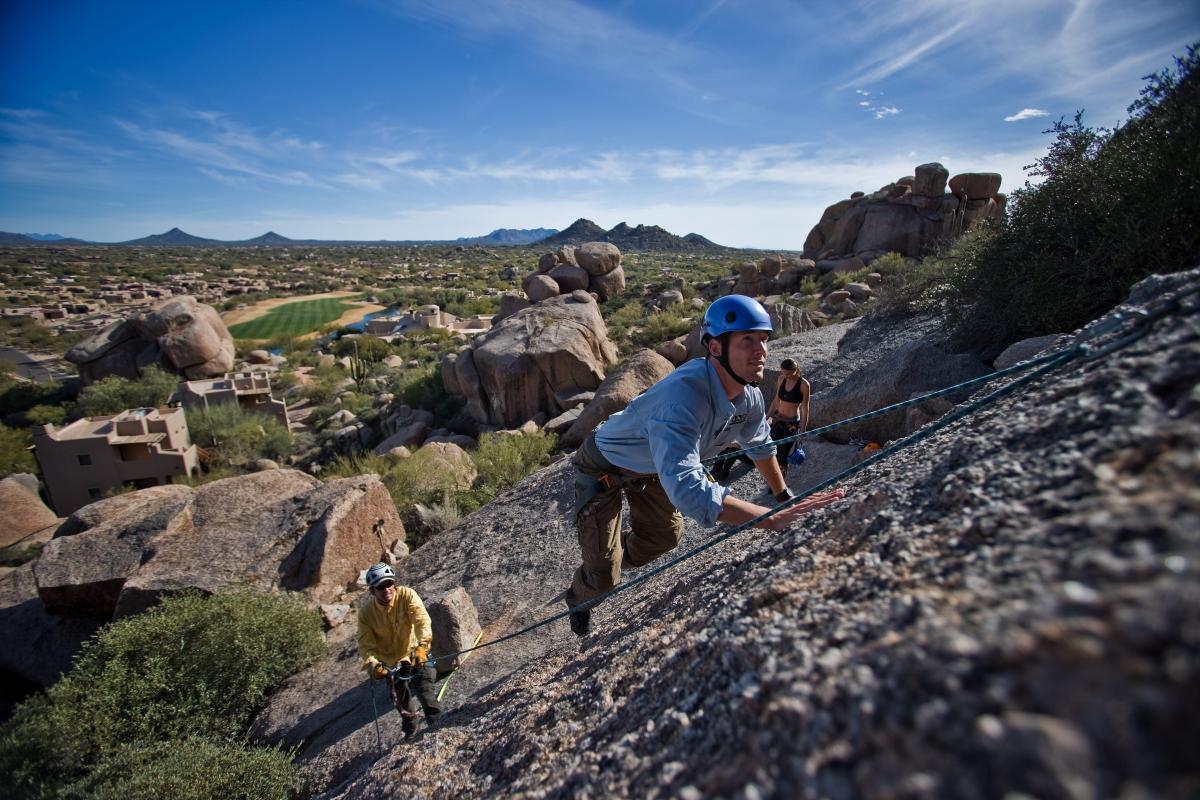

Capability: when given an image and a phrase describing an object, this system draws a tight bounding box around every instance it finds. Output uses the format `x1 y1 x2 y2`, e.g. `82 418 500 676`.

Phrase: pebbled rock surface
300 269 1199 798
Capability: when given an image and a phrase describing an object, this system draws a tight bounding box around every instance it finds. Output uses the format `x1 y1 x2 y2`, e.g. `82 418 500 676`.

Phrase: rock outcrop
523 241 627 303
802 163 1006 268
451 291 619 428
65 295 235 385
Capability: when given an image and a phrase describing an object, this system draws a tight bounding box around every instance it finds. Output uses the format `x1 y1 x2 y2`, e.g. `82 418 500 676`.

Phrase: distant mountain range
0 222 729 251
539 218 725 251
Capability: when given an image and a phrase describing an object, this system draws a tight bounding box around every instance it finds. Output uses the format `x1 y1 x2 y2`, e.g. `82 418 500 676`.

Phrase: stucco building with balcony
32 407 199 515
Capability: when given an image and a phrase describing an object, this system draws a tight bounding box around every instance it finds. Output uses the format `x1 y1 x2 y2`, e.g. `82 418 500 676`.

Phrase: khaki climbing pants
570 433 685 603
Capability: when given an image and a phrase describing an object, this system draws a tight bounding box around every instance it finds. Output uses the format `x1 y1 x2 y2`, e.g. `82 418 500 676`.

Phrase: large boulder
427 587 482 673
439 352 462 396
574 242 621 276
853 203 941 256
522 273 560 302
493 293 532 325
589 265 626 302
913 162 950 197
548 263 589 293
34 485 196 616
808 339 992 444
561 349 675 448
467 292 618 428
949 172 1002 200
0 476 58 547
115 472 405 617
454 348 490 425
65 295 235 385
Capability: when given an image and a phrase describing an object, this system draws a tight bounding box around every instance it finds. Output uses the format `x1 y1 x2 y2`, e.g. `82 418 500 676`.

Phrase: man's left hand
414 646 429 665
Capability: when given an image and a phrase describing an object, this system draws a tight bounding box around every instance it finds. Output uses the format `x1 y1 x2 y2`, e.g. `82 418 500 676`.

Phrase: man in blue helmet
565 294 845 636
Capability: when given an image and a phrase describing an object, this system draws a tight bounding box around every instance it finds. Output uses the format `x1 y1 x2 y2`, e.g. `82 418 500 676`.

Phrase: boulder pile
522 242 626 303
802 162 1005 270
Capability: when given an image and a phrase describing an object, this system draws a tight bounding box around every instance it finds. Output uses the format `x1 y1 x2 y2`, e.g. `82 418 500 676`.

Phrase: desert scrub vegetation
185 402 292 468
326 428 558 547
0 588 324 800
888 45 1200 351
72 365 179 419
0 422 37 475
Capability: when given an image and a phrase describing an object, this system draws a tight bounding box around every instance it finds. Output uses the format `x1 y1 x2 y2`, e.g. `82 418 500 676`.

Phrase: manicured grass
227 296 361 339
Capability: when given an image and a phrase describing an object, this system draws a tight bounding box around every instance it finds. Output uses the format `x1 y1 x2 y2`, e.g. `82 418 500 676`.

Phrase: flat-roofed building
174 371 290 431
33 407 199 515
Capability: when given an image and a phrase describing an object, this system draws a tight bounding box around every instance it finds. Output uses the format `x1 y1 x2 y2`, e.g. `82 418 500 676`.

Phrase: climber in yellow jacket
358 562 441 738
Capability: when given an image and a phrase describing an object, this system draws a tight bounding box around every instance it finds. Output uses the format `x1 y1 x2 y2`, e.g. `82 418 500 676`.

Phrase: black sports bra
777 377 805 403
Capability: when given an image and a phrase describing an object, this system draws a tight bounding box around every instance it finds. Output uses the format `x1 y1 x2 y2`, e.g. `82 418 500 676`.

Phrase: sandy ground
220 291 387 339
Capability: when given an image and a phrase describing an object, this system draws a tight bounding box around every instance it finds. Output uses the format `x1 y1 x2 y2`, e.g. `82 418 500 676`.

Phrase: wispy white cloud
1004 108 1049 122
374 0 707 105
874 105 901 119
114 115 330 188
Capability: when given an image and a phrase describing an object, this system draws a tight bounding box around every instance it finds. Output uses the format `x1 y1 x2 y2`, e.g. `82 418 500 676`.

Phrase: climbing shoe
569 607 591 637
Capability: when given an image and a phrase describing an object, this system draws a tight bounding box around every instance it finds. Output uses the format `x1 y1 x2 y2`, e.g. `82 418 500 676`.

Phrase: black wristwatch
774 488 797 503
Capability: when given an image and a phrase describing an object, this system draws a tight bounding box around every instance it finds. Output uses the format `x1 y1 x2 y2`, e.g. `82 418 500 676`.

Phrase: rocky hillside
253 269 1198 799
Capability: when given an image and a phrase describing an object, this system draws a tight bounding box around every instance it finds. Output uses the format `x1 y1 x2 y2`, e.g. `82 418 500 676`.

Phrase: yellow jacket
357 585 433 672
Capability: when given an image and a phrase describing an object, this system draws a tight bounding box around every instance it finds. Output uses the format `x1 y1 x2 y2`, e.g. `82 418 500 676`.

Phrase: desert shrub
943 45 1200 350
300 366 348 404
72 739 297 800
629 307 695 349
0 588 323 799
0 422 36 475
72 365 179 418
0 379 72 424
391 364 464 426
332 335 393 362
186 403 292 467
460 430 558 513
20 403 66 425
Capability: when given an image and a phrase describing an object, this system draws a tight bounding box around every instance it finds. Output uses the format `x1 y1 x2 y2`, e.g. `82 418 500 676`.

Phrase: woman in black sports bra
766 358 810 474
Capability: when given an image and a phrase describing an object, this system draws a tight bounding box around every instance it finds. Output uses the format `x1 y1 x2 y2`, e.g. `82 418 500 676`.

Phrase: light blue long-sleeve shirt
593 357 776 526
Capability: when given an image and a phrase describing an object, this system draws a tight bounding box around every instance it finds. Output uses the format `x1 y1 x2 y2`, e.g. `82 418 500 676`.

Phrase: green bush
332 335 393 362
186 403 292 468
73 365 179 418
941 45 1200 350
73 739 297 800
460 430 558 513
0 588 324 799
0 422 36 475
629 307 695 350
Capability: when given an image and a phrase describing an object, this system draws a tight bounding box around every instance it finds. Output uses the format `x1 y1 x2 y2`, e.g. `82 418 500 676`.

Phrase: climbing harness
419 287 1198 671
368 661 425 754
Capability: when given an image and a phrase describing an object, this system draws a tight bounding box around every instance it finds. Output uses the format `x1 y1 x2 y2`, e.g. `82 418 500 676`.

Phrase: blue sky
1 0 1197 248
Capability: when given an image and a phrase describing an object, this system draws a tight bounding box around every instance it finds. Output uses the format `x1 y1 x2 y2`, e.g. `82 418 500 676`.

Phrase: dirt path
220 291 387 339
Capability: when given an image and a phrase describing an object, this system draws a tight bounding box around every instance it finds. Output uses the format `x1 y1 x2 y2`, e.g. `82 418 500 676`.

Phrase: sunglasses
373 582 395 591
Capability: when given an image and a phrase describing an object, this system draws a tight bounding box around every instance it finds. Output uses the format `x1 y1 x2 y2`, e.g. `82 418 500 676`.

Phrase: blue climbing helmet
701 295 773 341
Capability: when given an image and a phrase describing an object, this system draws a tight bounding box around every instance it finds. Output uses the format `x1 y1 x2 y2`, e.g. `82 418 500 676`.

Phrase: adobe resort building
32 407 199 515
